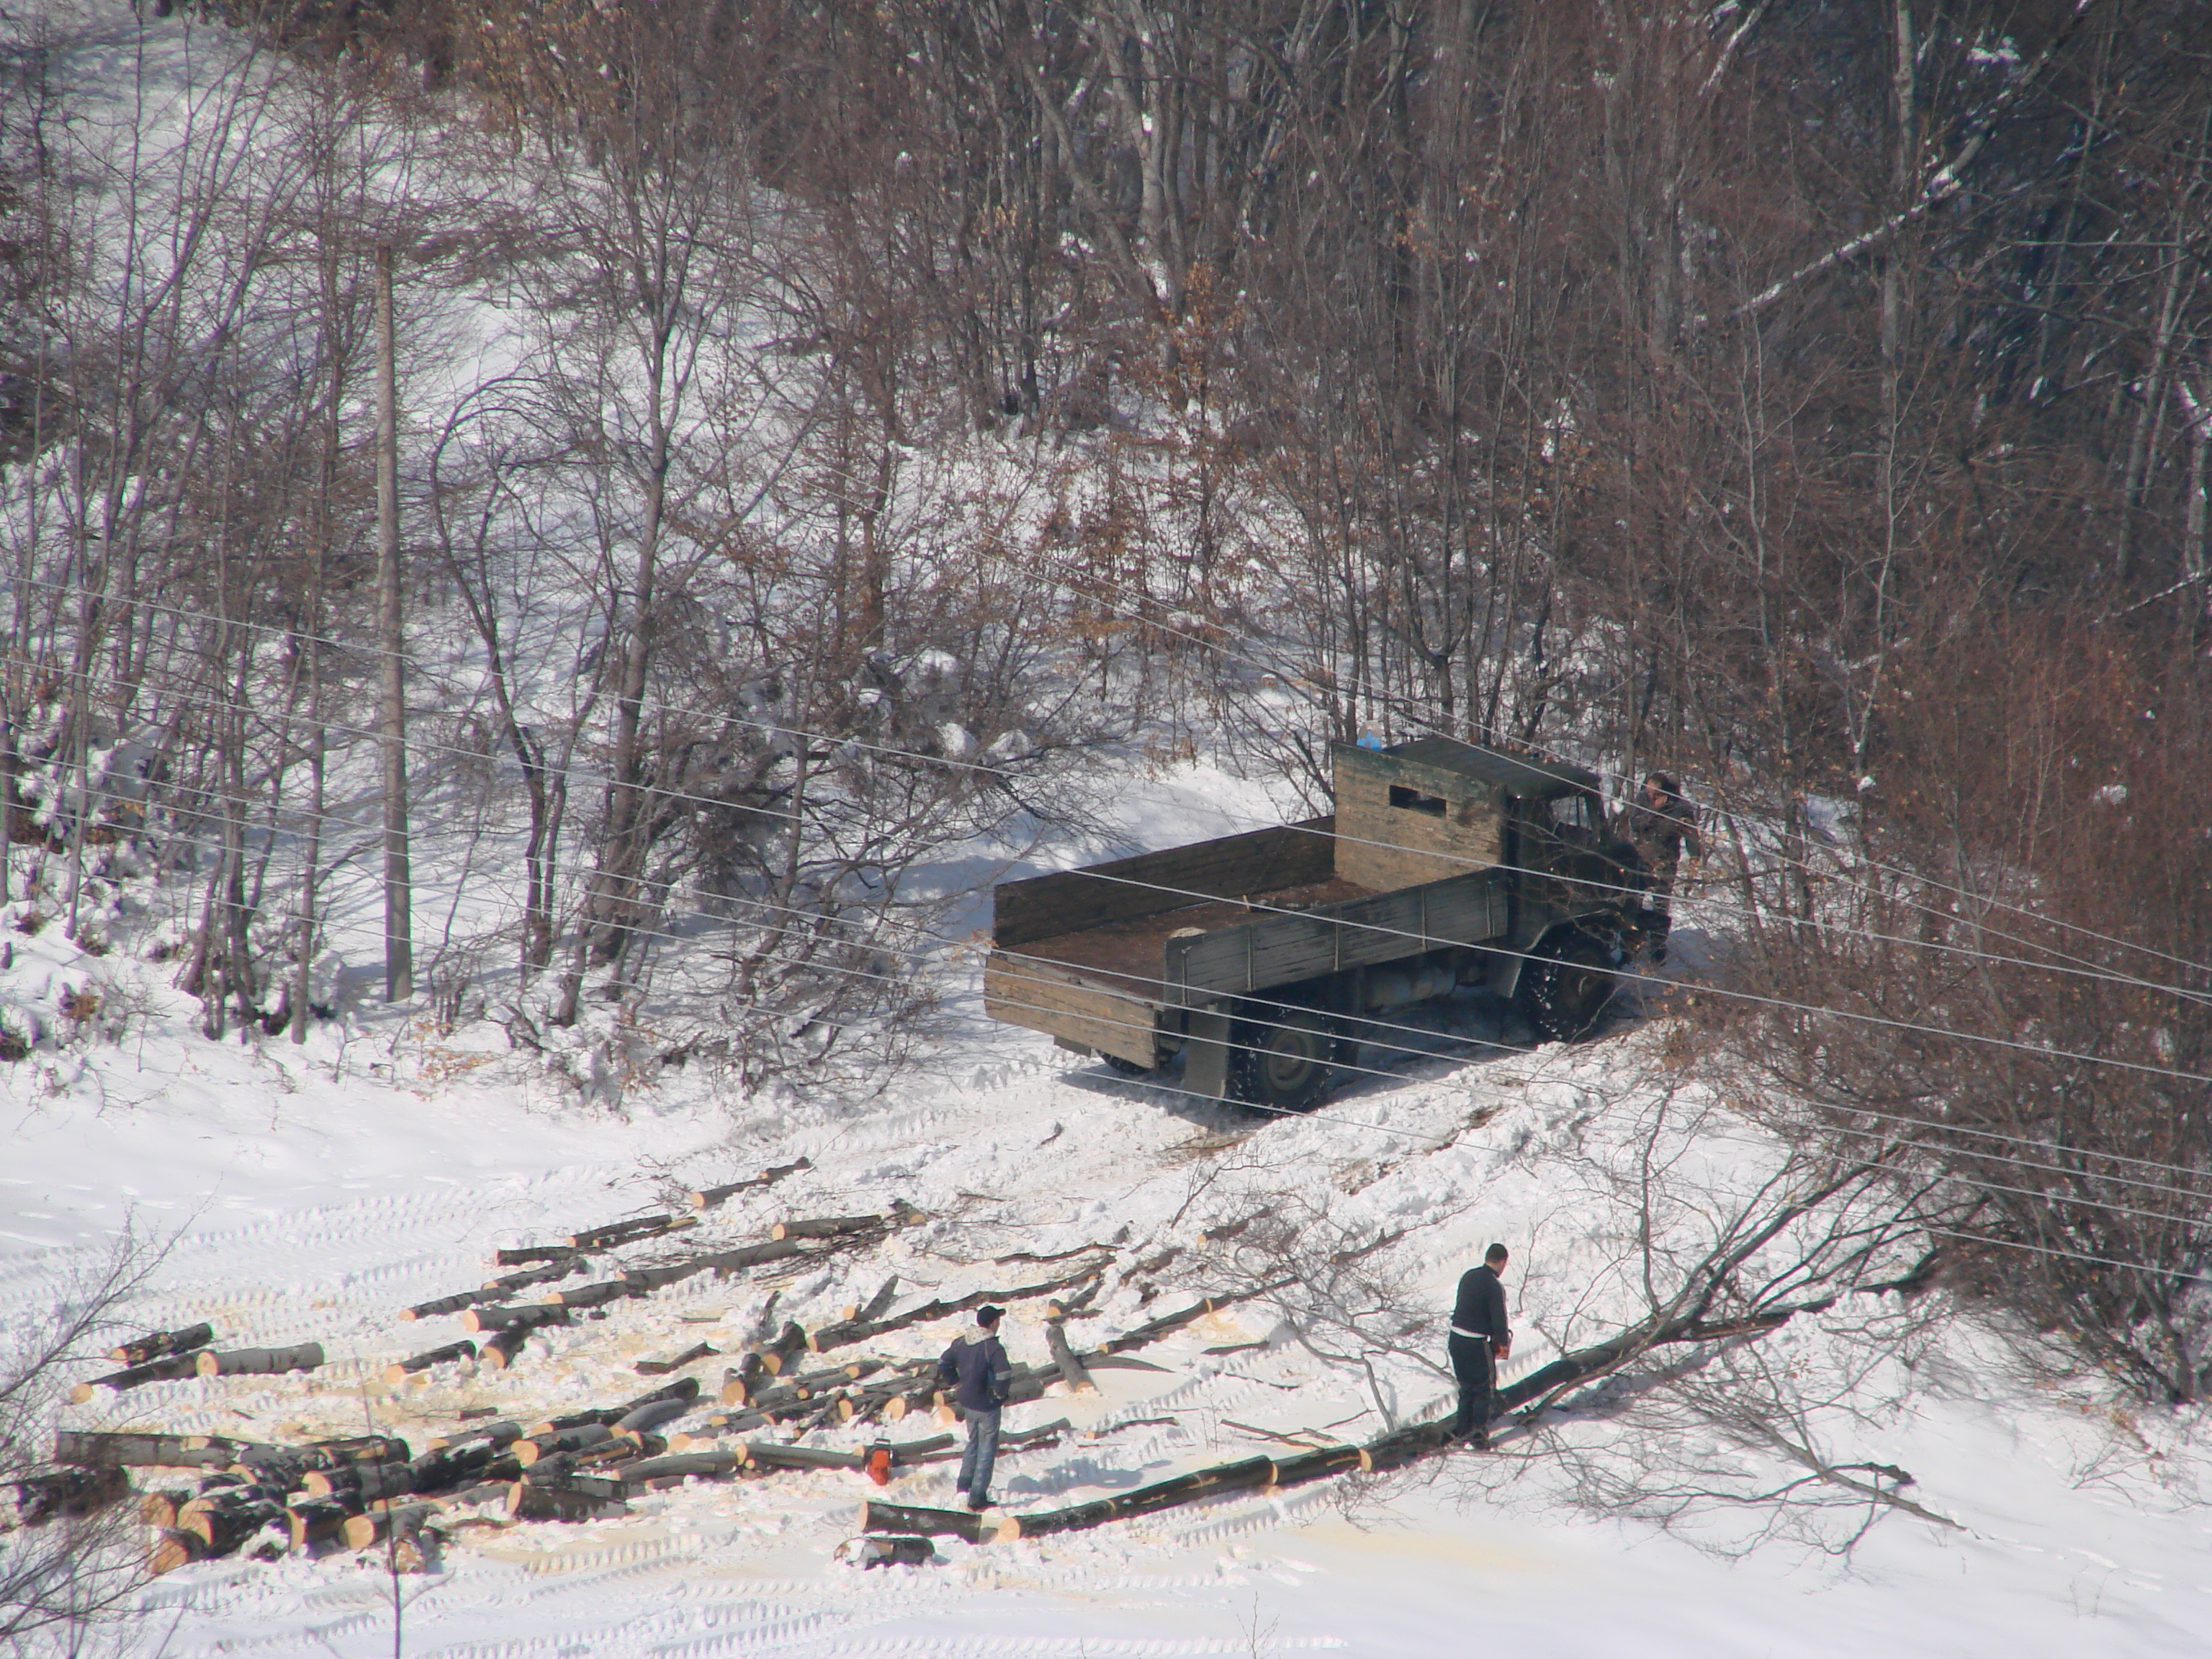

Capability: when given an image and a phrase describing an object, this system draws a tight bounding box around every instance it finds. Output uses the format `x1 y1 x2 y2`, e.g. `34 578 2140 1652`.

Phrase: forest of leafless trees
1 1 2208 1390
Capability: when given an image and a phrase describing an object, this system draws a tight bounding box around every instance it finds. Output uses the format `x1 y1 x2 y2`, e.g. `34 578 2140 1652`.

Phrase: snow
7 766 2212 1658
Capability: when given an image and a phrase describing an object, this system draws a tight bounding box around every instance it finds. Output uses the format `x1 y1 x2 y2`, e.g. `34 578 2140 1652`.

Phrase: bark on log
615 1396 691 1435
427 1421 521 1454
621 1450 742 1488
544 1277 639 1310
492 1244 579 1267
686 1156 811 1209
385 1340 475 1382
109 1322 215 1366
1007 1456 1277 1539
287 1495 362 1549
721 1351 769 1403
399 1288 496 1321
636 1341 716 1376
235 1435 411 1485
69 1348 207 1401
1045 1322 1097 1395
478 1326 534 1370
1262 1444 1370 1490
3 1465 127 1529
149 1528 210 1575
518 1469 628 1502
855 1501 1006 1546
484 1257 587 1294
507 1481 629 1522
462 1302 571 1334
515 1424 613 1465
54 1430 235 1469
180 1489 287 1555
525 1377 699 1437
757 1321 810 1374
567 1214 695 1251
771 1214 883 1242
196 1342 324 1378
338 1500 436 1556
740 1441 867 1471
703 1240 807 1277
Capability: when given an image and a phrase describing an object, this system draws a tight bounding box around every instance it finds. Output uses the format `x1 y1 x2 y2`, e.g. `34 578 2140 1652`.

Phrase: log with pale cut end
721 1351 768 1404
621 1260 712 1294
400 1287 498 1321
514 1423 613 1466
518 1469 628 1503
543 1278 637 1310
196 1341 324 1379
149 1527 209 1575
524 1376 698 1437
287 1495 363 1549
1262 1443 1370 1490
740 1441 867 1472
109 1321 214 1367
53 1430 235 1470
492 1244 578 1267
179 1488 287 1555
755 1320 810 1375
338 1499 436 1559
1045 1321 1097 1395
385 1340 475 1384
685 1156 811 1209
702 1239 806 1279
567 1213 696 1251
484 1257 587 1294
857 1501 1007 1546
140 1488 191 1529
3 1464 127 1529
477 1326 533 1370
770 1213 883 1243
233 1436 410 1488
507 1480 629 1523
70 1349 207 1401
461 1301 570 1334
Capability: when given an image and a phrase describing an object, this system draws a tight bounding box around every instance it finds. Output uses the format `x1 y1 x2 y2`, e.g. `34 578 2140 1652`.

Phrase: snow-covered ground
8 763 2212 1659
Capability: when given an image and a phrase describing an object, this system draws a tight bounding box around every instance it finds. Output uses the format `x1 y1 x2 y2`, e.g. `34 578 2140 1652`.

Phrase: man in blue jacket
1449 1244 1513 1448
938 1304 1014 1510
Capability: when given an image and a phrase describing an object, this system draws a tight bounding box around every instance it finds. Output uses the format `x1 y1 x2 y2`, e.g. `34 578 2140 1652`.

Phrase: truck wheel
1100 1054 1151 1076
1230 1010 1341 1113
1516 929 1622 1042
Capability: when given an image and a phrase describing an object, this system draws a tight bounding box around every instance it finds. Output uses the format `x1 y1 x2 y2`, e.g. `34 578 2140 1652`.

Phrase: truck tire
1100 1054 1152 1076
1516 928 1622 1043
1230 1010 1341 1113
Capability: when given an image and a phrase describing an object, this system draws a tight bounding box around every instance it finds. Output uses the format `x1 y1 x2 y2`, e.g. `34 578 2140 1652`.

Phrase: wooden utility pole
374 244 413 1001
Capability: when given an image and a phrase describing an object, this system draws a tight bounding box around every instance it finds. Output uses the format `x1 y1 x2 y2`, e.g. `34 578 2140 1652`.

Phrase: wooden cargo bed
1007 876 1375 997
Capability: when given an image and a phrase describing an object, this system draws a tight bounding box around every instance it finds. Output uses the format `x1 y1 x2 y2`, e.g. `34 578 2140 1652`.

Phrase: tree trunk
374 243 413 1002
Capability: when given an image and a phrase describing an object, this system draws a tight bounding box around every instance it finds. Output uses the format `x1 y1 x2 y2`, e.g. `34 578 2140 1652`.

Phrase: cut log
515 1424 612 1465
180 1489 287 1555
463 1301 572 1334
70 1349 207 1401
426 1421 521 1455
621 1260 713 1295
1263 1444 1370 1491
338 1500 437 1560
721 1352 768 1404
567 1213 696 1251
850 1532 935 1568
858 1277 900 1322
139 1488 192 1529
614 1396 692 1436
398 1288 495 1322
287 1495 363 1549
543 1278 638 1310
507 1481 629 1522
635 1341 716 1377
1006 1456 1276 1540
491 1244 579 1267
109 1321 215 1366
756 1321 810 1375
195 1342 324 1378
1044 1323 1097 1394
485 1257 587 1294
3 1465 127 1529
384 1340 475 1384
235 1435 411 1485
619 1450 743 1485
857 1501 1006 1546
702 1240 807 1278
771 1214 883 1242
518 1469 628 1502
478 1326 533 1370
686 1156 811 1210
53 1430 234 1470
149 1528 209 1575
742 1442 866 1472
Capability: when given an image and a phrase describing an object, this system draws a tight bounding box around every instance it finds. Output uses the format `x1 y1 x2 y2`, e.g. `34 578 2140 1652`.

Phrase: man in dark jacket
1449 1244 1513 1447
938 1304 1014 1510
1624 773 1703 963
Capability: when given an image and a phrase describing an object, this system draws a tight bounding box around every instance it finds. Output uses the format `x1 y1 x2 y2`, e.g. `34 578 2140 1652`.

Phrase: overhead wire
17 565 2212 1010
15 629 2212 1097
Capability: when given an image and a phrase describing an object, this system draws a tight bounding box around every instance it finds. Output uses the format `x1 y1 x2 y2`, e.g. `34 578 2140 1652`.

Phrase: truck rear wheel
1230 1010 1342 1113
1516 928 1622 1042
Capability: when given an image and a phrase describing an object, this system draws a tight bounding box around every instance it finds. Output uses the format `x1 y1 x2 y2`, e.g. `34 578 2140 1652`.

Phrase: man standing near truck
1449 1244 1513 1448
939 1304 1013 1510
1625 772 1703 963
